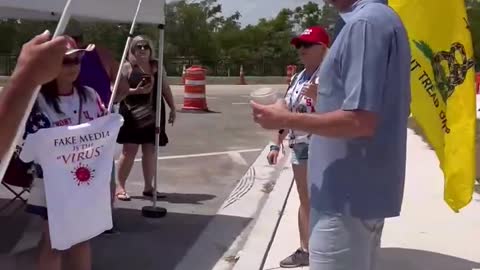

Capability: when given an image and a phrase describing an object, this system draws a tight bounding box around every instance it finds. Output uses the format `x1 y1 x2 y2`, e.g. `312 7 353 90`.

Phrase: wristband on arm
270 145 281 151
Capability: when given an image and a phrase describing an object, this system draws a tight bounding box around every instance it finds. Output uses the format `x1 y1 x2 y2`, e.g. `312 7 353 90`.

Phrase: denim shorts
291 142 309 165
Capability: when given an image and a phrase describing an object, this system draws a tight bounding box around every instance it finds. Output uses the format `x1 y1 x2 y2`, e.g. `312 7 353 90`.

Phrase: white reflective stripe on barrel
185 80 206 86
187 71 205 75
184 93 206 99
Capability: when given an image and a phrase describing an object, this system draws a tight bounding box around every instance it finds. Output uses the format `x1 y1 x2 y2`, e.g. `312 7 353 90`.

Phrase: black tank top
123 63 166 129
125 64 158 106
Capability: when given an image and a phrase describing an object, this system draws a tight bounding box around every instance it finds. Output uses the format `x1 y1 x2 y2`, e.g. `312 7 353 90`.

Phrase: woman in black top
116 35 176 201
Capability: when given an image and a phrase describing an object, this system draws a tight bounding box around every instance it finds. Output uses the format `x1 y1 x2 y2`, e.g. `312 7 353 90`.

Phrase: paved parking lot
0 84 288 270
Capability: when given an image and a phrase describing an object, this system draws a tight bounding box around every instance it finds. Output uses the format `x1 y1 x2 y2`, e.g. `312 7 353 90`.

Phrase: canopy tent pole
0 0 74 180
141 22 167 218
108 0 142 111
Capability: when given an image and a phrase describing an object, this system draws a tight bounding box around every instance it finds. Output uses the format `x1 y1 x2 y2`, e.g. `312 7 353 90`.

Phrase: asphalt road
0 84 288 270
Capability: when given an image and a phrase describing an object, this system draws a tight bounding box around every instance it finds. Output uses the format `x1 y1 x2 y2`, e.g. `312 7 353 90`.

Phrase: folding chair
2 181 30 203
0 155 33 212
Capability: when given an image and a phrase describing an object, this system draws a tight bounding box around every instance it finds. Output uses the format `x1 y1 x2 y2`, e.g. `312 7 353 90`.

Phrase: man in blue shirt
251 0 411 269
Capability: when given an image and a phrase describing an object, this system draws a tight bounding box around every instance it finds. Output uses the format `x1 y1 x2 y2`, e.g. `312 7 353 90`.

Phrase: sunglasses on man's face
63 57 82 66
136 44 150 51
295 42 318 50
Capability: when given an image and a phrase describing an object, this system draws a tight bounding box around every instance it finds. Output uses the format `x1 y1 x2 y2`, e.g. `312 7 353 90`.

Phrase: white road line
227 151 249 166
130 148 262 162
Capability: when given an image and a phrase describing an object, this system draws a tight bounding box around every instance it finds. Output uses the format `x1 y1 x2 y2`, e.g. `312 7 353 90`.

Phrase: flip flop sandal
116 191 131 201
142 190 167 199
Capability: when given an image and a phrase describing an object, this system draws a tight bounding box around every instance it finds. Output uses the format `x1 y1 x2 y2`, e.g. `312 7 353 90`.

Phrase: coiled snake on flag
432 42 475 101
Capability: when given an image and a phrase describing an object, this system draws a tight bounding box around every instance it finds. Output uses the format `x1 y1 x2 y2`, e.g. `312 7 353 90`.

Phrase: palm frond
413 40 435 61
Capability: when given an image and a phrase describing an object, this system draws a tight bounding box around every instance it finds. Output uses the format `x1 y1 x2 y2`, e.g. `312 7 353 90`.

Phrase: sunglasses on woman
63 57 82 66
135 44 150 51
295 42 319 49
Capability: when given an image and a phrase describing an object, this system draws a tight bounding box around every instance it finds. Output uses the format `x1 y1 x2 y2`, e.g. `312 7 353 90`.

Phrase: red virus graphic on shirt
71 163 95 186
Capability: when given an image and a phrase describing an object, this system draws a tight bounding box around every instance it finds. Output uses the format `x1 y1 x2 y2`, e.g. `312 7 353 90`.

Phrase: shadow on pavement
378 248 480 270
0 199 30 254
91 207 250 270
407 118 433 150
130 193 216 205
1 204 251 270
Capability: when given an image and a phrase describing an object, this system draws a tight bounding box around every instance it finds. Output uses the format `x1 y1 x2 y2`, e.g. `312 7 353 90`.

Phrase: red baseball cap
290 26 330 48
64 36 95 56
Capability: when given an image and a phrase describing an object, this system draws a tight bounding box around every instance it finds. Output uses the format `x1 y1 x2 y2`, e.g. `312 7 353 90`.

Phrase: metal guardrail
0 75 288 86
0 55 16 76
0 54 296 77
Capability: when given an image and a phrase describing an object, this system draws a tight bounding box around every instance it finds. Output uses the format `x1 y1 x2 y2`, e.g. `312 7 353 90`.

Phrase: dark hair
40 80 88 114
71 35 83 45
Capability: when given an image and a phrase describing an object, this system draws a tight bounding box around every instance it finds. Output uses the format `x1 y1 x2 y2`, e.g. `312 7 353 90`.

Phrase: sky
218 0 325 26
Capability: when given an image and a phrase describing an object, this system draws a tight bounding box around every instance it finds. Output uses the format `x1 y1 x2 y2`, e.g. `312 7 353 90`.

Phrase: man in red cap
268 26 329 268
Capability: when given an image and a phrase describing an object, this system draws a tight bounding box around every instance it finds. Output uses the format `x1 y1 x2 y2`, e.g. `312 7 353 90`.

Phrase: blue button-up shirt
309 0 411 219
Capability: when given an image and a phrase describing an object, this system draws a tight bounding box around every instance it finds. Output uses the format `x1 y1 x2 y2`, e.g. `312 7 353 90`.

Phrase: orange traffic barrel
182 66 209 112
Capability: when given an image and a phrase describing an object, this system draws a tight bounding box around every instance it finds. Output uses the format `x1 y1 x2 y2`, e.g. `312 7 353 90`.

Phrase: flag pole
141 2 167 219
0 0 74 180
108 0 143 112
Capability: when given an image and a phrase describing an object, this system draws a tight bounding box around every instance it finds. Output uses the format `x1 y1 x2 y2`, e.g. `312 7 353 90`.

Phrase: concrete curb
174 144 293 270
231 157 294 270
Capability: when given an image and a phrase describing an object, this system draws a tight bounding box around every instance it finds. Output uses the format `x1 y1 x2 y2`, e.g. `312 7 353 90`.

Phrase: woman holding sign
19 36 106 270
266 26 329 268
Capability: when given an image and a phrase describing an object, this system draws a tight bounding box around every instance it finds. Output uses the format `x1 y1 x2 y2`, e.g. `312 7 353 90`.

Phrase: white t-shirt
36 86 107 127
20 113 124 250
284 70 317 144
21 86 107 179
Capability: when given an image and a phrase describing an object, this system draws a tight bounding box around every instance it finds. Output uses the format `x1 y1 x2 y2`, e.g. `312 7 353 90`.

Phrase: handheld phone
140 75 152 86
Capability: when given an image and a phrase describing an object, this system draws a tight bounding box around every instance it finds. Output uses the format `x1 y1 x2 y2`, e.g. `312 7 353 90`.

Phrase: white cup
250 87 278 105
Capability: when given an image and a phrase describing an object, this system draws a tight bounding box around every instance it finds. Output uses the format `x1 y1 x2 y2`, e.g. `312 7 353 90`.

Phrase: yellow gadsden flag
389 0 477 211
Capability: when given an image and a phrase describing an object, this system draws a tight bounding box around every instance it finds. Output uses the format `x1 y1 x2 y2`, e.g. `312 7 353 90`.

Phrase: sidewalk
262 129 480 270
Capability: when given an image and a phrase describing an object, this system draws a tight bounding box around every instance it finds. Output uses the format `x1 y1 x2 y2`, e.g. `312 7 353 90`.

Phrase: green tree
0 20 17 54
466 0 480 70
4 1 476 76
292 1 339 36
293 2 323 30
318 2 340 37
235 8 297 75
164 0 220 66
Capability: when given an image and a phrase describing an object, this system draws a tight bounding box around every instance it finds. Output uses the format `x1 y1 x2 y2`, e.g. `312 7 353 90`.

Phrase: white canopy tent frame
0 0 167 214
0 0 165 24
